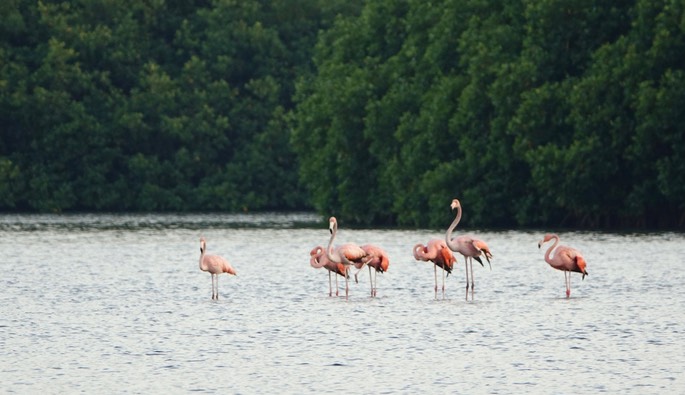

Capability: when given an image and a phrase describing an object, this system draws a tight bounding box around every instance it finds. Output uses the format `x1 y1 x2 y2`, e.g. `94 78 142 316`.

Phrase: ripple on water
1 215 684 393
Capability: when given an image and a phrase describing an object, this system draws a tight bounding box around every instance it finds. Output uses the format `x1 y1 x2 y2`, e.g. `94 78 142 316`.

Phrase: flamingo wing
558 246 578 263
337 243 366 262
437 245 455 273
205 254 236 275
546 246 576 271
335 263 348 277
361 244 390 272
472 239 493 262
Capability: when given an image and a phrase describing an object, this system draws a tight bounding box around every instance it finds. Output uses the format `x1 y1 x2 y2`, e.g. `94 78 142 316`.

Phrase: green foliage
1 0 684 228
291 0 685 228
0 0 358 213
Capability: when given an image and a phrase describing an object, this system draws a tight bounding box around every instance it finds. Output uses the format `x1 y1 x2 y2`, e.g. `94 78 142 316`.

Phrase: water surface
1 213 683 393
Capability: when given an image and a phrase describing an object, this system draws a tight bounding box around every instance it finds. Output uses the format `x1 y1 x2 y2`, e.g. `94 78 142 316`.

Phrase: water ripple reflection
1 213 683 393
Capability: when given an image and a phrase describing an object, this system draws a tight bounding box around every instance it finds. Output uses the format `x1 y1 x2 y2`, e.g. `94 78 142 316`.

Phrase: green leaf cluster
291 0 685 228
0 0 359 212
1 0 683 229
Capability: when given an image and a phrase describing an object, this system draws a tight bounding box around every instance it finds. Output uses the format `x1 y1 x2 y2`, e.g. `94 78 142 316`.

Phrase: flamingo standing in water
326 216 368 299
538 233 588 298
199 237 237 300
445 199 493 300
310 245 348 296
413 239 456 297
354 244 390 297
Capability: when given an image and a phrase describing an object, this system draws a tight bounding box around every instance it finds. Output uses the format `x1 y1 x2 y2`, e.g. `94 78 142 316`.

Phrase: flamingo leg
216 275 220 300
470 259 475 293
345 266 349 299
442 264 446 296
335 272 339 296
354 266 364 284
211 274 217 300
368 265 373 297
373 269 378 297
328 270 332 297
565 271 571 298
434 263 438 298
463 258 470 301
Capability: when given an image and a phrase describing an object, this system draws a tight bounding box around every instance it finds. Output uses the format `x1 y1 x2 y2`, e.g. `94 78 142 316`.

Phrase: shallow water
1 213 683 393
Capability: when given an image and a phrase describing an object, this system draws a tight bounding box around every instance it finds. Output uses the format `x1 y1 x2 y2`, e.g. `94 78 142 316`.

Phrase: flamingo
413 239 456 297
199 237 237 300
310 245 348 296
538 233 589 298
326 216 368 299
445 199 493 300
354 244 390 297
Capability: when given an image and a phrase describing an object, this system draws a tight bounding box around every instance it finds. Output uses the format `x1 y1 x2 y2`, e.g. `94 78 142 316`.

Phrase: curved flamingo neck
199 245 208 271
326 225 340 264
310 247 326 268
445 205 462 251
544 235 560 263
413 244 425 260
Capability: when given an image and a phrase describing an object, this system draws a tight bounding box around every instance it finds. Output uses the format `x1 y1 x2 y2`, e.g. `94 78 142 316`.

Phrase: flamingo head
328 216 338 234
380 255 390 272
577 256 589 280
309 246 323 258
412 244 426 260
538 233 555 248
310 246 324 267
450 199 461 211
200 237 207 253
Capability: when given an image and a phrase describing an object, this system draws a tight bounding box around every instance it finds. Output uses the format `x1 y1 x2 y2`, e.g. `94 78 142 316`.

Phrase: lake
1 213 683 393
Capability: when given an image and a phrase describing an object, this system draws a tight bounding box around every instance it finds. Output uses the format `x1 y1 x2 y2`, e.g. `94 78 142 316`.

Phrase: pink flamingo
538 233 589 298
354 244 390 297
326 217 368 299
413 239 456 297
199 237 237 300
310 245 348 296
445 199 493 299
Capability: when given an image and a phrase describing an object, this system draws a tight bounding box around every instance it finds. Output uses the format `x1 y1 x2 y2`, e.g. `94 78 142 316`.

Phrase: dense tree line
1 0 683 229
291 0 685 228
0 0 360 212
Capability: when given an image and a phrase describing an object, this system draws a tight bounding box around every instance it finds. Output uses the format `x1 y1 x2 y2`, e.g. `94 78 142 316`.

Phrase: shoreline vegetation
1 0 683 229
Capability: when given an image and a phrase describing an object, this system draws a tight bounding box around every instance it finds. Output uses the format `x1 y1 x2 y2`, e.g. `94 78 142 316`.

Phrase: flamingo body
445 198 493 300
538 233 588 297
199 237 236 300
413 239 455 273
452 235 493 269
310 245 347 296
413 239 456 296
359 244 390 273
310 246 347 276
326 217 368 299
356 244 390 297
332 243 367 265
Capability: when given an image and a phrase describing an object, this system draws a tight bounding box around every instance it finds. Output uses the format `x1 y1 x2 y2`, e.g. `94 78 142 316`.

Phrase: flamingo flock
198 198 589 300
